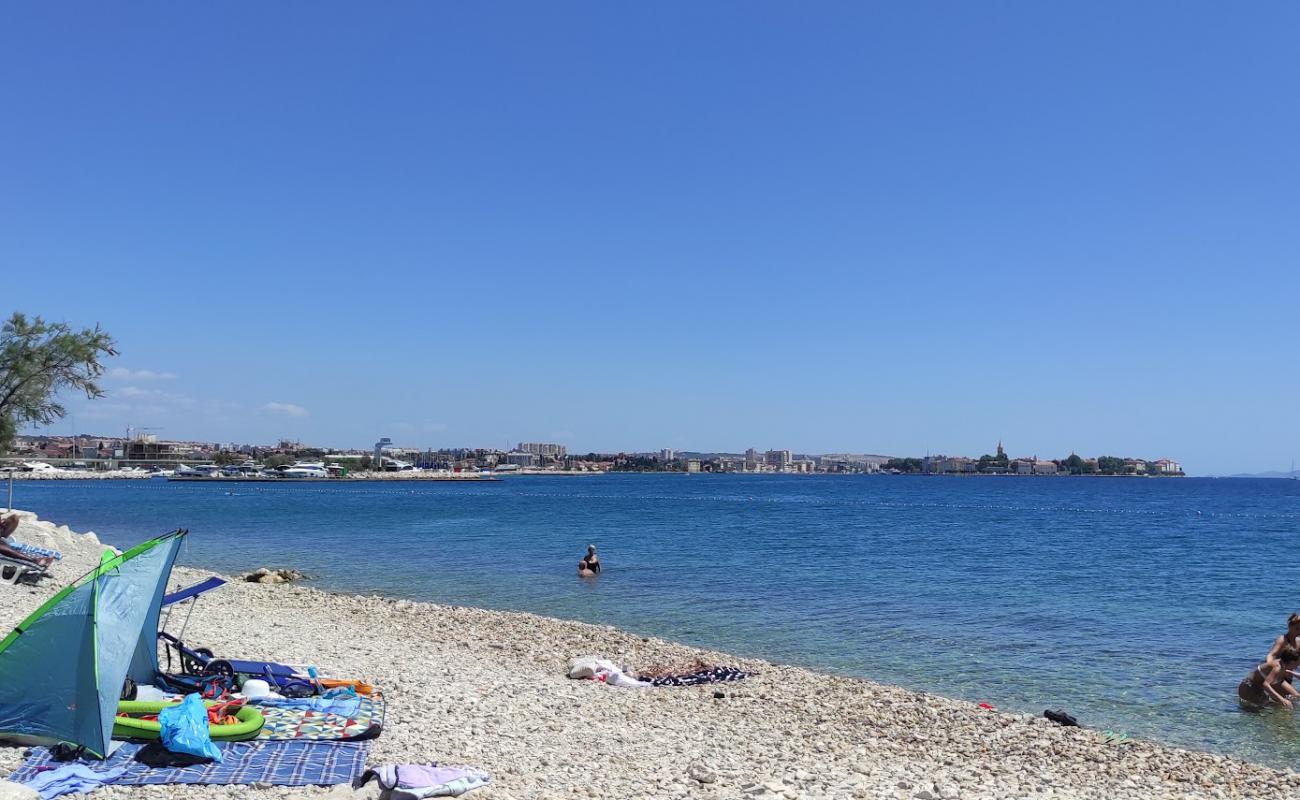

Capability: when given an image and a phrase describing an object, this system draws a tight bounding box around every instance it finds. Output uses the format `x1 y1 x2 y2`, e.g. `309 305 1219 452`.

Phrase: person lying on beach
636 659 712 679
1262 614 1300 678
1239 645 1300 708
581 544 600 574
0 514 53 567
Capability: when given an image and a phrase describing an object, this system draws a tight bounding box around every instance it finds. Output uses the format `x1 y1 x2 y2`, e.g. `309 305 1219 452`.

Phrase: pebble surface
1 511 1297 799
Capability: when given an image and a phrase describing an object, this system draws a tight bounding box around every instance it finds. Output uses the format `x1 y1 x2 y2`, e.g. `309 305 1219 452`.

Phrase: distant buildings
517 442 567 460
2 431 1185 478
503 451 538 467
901 444 1182 477
765 449 792 469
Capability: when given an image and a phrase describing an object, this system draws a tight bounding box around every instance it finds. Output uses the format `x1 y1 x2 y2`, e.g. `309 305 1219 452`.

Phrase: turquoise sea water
11 475 1300 768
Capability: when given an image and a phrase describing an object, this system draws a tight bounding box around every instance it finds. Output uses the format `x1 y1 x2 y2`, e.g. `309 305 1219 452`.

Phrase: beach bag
567 656 620 679
159 693 223 762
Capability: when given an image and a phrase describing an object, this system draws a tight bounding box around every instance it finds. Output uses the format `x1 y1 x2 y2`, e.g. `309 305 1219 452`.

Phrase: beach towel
3 540 61 560
9 740 370 788
642 666 750 687
257 695 384 741
359 764 491 799
255 694 362 718
20 763 125 800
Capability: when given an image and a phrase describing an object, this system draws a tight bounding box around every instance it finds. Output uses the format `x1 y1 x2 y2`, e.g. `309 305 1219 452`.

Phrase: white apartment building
765 449 792 469
517 442 567 459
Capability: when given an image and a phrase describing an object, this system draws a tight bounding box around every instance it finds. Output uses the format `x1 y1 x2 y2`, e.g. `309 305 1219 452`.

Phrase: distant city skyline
13 427 1194 474
4 4 1298 475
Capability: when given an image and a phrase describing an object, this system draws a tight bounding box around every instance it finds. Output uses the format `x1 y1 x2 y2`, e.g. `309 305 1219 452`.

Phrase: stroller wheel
194 647 215 661
203 659 236 680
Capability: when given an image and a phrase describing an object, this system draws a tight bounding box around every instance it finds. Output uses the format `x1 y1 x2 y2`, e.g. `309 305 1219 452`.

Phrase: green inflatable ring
113 700 265 742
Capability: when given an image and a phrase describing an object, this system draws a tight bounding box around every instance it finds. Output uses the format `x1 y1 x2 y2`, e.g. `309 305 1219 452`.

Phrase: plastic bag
158 693 223 762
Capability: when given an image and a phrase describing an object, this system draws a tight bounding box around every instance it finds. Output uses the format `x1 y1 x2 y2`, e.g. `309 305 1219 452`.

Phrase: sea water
12 475 1300 768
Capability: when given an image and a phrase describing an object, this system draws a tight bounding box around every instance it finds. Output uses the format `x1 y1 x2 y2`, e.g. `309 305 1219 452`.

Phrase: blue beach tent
0 529 187 757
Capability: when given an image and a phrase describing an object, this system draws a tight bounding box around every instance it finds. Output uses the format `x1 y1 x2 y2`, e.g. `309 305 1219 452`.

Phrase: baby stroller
158 577 317 697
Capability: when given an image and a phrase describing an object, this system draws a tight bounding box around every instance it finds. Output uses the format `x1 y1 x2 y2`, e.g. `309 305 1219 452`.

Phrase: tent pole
176 599 197 645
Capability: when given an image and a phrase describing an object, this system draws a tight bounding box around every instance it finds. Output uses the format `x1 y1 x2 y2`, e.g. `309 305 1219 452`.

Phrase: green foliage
263 454 294 468
212 451 241 466
976 453 1010 472
1096 456 1127 475
0 313 117 452
1056 453 1095 475
884 458 923 473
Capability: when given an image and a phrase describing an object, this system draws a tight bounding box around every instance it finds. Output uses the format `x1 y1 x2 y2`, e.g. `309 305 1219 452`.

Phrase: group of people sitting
0 513 55 568
1240 613 1300 708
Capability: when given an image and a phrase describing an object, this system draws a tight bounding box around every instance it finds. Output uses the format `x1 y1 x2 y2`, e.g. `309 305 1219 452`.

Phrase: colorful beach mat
258 696 385 741
10 740 370 787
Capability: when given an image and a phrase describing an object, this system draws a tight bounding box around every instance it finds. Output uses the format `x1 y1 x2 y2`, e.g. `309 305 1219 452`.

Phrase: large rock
0 780 39 800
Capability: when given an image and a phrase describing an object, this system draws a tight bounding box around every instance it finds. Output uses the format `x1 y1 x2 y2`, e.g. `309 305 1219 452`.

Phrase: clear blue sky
3 3 1297 474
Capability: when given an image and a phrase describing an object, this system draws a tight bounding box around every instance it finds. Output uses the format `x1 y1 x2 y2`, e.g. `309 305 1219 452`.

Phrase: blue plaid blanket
10 740 369 787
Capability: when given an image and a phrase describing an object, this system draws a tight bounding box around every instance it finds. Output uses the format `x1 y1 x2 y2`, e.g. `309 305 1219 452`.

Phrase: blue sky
2 3 1297 473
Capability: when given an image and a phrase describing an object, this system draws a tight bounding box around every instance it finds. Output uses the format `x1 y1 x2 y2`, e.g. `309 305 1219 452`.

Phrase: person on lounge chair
0 514 53 567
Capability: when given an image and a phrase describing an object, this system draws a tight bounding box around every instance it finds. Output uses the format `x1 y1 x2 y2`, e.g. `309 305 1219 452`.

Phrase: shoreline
1 511 1296 799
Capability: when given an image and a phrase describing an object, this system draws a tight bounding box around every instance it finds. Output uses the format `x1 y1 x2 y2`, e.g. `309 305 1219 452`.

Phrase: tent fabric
162 577 226 607
125 537 185 685
0 576 99 751
0 530 186 757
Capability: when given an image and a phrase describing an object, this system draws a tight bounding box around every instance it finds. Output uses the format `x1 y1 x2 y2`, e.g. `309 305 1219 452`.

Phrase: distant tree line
884 458 923 473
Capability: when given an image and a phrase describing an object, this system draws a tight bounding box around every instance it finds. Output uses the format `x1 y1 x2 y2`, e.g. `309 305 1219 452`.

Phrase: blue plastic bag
158 693 223 763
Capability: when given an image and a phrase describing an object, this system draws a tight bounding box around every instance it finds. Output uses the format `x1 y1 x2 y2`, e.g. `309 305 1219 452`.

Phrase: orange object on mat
318 678 376 695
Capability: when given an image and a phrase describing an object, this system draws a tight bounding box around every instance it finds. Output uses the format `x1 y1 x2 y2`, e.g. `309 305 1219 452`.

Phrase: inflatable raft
113 700 265 742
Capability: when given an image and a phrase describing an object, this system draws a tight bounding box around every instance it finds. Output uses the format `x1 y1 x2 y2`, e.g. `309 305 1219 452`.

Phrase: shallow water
12 474 1300 768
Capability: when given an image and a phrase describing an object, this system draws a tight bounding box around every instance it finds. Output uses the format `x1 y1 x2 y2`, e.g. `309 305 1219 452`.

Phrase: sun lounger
0 553 49 585
6 541 61 561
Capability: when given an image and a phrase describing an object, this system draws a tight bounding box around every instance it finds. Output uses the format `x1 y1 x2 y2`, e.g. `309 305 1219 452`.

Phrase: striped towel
4 540 61 560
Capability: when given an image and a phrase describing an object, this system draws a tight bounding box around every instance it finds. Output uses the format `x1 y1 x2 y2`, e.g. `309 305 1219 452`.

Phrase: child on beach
1239 645 1300 709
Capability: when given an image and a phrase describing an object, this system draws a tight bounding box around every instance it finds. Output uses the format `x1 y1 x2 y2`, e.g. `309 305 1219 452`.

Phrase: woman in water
577 545 600 578
1263 614 1300 676
581 544 601 574
1239 644 1300 709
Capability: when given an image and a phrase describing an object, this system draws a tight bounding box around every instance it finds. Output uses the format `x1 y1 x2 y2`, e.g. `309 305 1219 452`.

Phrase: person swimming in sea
1239 644 1300 709
578 544 600 578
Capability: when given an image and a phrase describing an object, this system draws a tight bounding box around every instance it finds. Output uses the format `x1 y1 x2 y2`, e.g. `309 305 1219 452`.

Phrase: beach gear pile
0 527 490 798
